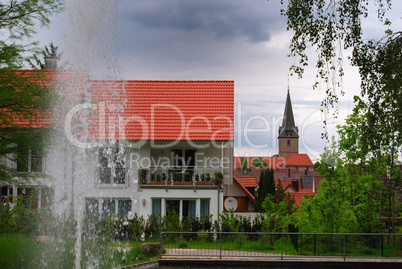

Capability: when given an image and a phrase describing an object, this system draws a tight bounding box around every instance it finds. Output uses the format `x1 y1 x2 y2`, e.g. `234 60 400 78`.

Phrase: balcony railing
138 166 221 185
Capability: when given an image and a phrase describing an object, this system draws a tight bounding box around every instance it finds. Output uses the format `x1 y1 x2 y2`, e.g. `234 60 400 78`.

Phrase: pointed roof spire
278 89 299 138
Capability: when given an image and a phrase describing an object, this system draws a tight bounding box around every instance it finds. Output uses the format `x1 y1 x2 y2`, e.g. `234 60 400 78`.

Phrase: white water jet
53 1 122 268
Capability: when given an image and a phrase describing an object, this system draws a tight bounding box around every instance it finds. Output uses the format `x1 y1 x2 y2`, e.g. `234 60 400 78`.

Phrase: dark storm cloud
120 0 282 43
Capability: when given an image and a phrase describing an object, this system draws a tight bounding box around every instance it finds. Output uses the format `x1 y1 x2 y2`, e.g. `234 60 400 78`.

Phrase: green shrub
130 213 145 241
144 214 160 240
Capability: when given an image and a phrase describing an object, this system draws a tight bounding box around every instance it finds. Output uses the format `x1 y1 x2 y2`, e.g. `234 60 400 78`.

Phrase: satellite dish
224 197 238 211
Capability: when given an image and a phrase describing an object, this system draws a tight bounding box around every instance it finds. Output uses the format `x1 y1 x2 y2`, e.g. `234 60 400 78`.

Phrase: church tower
278 90 299 157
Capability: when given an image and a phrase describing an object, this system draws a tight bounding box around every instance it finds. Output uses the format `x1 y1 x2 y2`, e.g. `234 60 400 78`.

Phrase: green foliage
0 0 64 68
251 157 268 168
28 42 61 69
0 194 48 235
130 213 145 241
0 234 157 269
0 0 63 182
275 179 296 214
214 171 223 185
162 209 180 232
282 0 399 115
294 134 389 233
237 157 251 172
255 168 275 212
262 194 291 233
144 214 160 240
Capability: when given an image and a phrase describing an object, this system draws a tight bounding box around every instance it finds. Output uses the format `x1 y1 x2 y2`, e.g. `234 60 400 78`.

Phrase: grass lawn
0 234 159 269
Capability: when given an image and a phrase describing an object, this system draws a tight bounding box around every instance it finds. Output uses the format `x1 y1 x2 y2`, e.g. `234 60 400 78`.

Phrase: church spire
278 90 299 138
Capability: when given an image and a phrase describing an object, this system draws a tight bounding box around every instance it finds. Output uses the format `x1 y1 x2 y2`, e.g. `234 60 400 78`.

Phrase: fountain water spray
54 1 122 268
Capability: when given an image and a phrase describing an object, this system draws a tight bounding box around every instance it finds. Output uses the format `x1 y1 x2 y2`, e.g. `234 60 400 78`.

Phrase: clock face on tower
224 197 238 211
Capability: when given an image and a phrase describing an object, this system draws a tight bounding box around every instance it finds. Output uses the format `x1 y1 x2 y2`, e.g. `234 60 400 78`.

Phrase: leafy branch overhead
0 0 64 68
281 0 398 109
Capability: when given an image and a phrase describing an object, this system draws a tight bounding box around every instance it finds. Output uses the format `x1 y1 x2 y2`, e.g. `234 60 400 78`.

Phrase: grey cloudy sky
35 0 402 161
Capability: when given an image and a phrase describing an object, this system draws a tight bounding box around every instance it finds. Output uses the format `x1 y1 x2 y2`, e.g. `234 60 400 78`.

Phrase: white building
2 77 234 224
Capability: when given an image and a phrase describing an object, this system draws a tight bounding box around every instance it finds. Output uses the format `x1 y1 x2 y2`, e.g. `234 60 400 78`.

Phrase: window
118 200 132 218
183 200 196 219
98 146 126 185
170 149 196 169
153 198 208 221
86 198 99 217
85 198 132 218
101 199 115 216
287 140 290 146
200 199 210 217
166 200 180 214
16 146 43 173
152 198 161 223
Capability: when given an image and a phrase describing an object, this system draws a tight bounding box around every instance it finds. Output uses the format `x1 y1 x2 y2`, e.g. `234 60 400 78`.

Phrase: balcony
138 166 223 187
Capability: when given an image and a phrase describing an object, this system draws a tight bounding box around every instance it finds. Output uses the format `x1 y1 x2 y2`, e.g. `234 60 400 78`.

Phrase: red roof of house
286 153 314 167
81 80 234 141
233 176 256 205
6 71 235 141
236 176 258 188
233 154 314 171
233 156 287 170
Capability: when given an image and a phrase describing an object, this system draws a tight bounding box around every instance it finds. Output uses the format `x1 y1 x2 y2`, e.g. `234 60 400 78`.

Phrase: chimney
44 56 59 69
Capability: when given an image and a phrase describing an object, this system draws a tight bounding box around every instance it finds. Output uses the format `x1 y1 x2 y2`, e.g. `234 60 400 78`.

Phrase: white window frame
85 198 132 219
152 198 210 221
97 146 128 188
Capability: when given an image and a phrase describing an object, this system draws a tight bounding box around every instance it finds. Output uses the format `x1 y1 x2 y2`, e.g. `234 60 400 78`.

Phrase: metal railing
139 166 218 185
160 232 402 260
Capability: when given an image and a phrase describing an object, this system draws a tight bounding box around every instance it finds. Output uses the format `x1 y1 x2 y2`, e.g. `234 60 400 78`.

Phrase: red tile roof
286 153 314 167
233 156 287 170
233 176 256 205
233 170 321 205
84 80 234 140
233 154 314 171
6 71 234 141
236 176 258 187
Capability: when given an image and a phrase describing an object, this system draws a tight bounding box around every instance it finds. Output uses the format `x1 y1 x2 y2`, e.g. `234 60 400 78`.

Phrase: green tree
275 179 295 214
337 103 400 233
237 157 251 172
251 157 268 169
0 0 64 182
294 134 386 233
262 194 291 234
0 1 64 68
255 168 275 212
